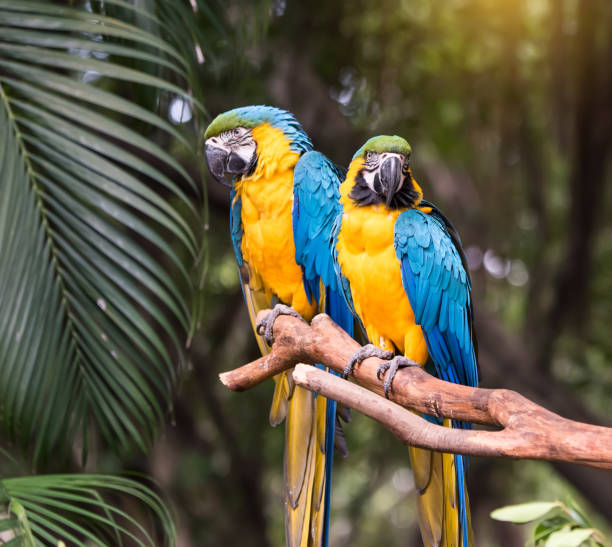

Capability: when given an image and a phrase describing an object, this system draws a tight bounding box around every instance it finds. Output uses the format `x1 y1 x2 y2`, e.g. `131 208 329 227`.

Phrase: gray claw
256 303 305 345
376 361 390 381
377 356 419 398
343 344 393 378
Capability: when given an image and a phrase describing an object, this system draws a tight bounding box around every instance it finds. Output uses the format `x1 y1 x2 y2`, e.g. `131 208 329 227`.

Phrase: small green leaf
545 527 596 547
534 519 566 543
564 496 593 529
491 502 563 524
9 498 35 547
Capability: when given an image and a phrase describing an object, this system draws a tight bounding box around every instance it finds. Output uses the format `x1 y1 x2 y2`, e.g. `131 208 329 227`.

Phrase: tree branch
219 312 612 471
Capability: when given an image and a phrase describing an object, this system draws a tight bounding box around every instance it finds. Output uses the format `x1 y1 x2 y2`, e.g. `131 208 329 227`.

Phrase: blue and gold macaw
334 135 478 546
204 106 353 547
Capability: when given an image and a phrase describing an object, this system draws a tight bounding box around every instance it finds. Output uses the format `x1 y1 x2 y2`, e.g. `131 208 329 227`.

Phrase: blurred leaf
565 496 594 529
8 498 35 546
534 519 567 544
491 501 563 524
0 474 176 546
493 498 608 547
0 0 200 461
545 527 597 547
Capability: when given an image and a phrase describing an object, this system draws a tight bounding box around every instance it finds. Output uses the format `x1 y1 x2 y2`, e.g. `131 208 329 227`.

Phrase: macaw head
347 135 422 209
204 105 312 186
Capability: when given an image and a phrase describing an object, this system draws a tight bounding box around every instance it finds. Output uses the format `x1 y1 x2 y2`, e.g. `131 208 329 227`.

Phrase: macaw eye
233 128 242 137
366 151 374 160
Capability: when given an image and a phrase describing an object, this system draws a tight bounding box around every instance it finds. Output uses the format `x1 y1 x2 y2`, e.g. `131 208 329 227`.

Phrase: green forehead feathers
204 112 257 138
352 135 412 161
204 106 313 153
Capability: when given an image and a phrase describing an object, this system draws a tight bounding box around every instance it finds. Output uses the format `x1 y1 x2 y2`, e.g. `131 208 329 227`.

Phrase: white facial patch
362 151 408 193
206 127 257 167
360 165 378 192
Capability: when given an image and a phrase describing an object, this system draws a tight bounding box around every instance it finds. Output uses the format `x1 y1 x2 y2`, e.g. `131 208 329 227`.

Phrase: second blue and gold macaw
335 136 478 547
204 106 353 547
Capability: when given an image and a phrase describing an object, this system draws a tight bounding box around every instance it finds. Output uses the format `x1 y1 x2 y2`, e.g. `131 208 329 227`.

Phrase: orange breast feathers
236 123 317 320
335 158 429 364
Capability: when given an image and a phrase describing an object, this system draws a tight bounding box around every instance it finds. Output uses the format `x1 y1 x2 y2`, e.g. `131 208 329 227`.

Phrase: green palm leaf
0 0 202 460
0 474 176 546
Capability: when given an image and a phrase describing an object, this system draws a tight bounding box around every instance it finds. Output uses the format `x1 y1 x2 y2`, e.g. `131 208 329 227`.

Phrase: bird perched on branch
334 135 479 546
204 106 353 547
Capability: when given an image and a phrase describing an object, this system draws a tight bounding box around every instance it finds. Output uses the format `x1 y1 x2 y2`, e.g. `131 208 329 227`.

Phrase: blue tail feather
322 396 336 547
455 454 469 547
321 286 353 546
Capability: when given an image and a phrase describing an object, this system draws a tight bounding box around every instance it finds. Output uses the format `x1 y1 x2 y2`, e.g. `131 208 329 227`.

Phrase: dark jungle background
165 1 612 544
1 0 612 546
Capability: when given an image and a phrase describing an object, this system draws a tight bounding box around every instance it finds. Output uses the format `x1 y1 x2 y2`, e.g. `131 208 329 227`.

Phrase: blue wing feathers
293 150 354 547
229 188 244 266
439 292 449 332
293 151 345 300
293 150 354 337
422 289 441 331
395 207 478 392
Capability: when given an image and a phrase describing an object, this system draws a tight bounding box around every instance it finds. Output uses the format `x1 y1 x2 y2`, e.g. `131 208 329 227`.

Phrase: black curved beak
226 152 250 175
380 156 403 207
205 143 233 187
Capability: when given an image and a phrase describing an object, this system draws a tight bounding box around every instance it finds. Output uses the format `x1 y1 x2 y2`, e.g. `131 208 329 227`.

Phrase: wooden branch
219 312 612 470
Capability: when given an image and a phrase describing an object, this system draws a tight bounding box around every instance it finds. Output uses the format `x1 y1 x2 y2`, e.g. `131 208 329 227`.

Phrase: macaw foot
334 417 349 458
256 303 305 345
334 403 352 457
343 344 393 379
377 356 419 399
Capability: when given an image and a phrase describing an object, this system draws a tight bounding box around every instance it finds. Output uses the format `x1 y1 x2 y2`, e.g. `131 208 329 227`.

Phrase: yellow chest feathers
335 160 428 362
236 124 315 318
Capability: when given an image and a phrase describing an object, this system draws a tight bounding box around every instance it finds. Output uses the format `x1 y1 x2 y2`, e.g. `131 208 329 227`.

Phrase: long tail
280 382 325 547
410 419 472 547
269 364 333 547
270 287 353 547
320 286 354 546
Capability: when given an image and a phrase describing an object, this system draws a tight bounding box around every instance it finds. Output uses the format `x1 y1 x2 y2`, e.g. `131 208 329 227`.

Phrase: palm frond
0 474 176 546
0 0 201 461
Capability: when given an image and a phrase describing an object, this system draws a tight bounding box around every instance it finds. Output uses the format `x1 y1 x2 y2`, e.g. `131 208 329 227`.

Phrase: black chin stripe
246 152 257 176
372 172 383 195
349 170 383 206
389 184 421 209
349 169 421 209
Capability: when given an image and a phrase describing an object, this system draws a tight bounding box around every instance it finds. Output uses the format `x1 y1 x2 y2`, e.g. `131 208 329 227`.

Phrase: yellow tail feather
410 419 471 546
284 385 329 547
410 446 443 547
270 370 293 426
309 393 328 546
441 451 459 547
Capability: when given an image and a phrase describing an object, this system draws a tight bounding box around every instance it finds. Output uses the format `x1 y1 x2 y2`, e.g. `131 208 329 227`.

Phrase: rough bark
219 312 612 471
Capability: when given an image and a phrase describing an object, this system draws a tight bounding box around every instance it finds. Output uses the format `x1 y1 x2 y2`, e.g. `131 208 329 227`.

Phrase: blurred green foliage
491 498 608 546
